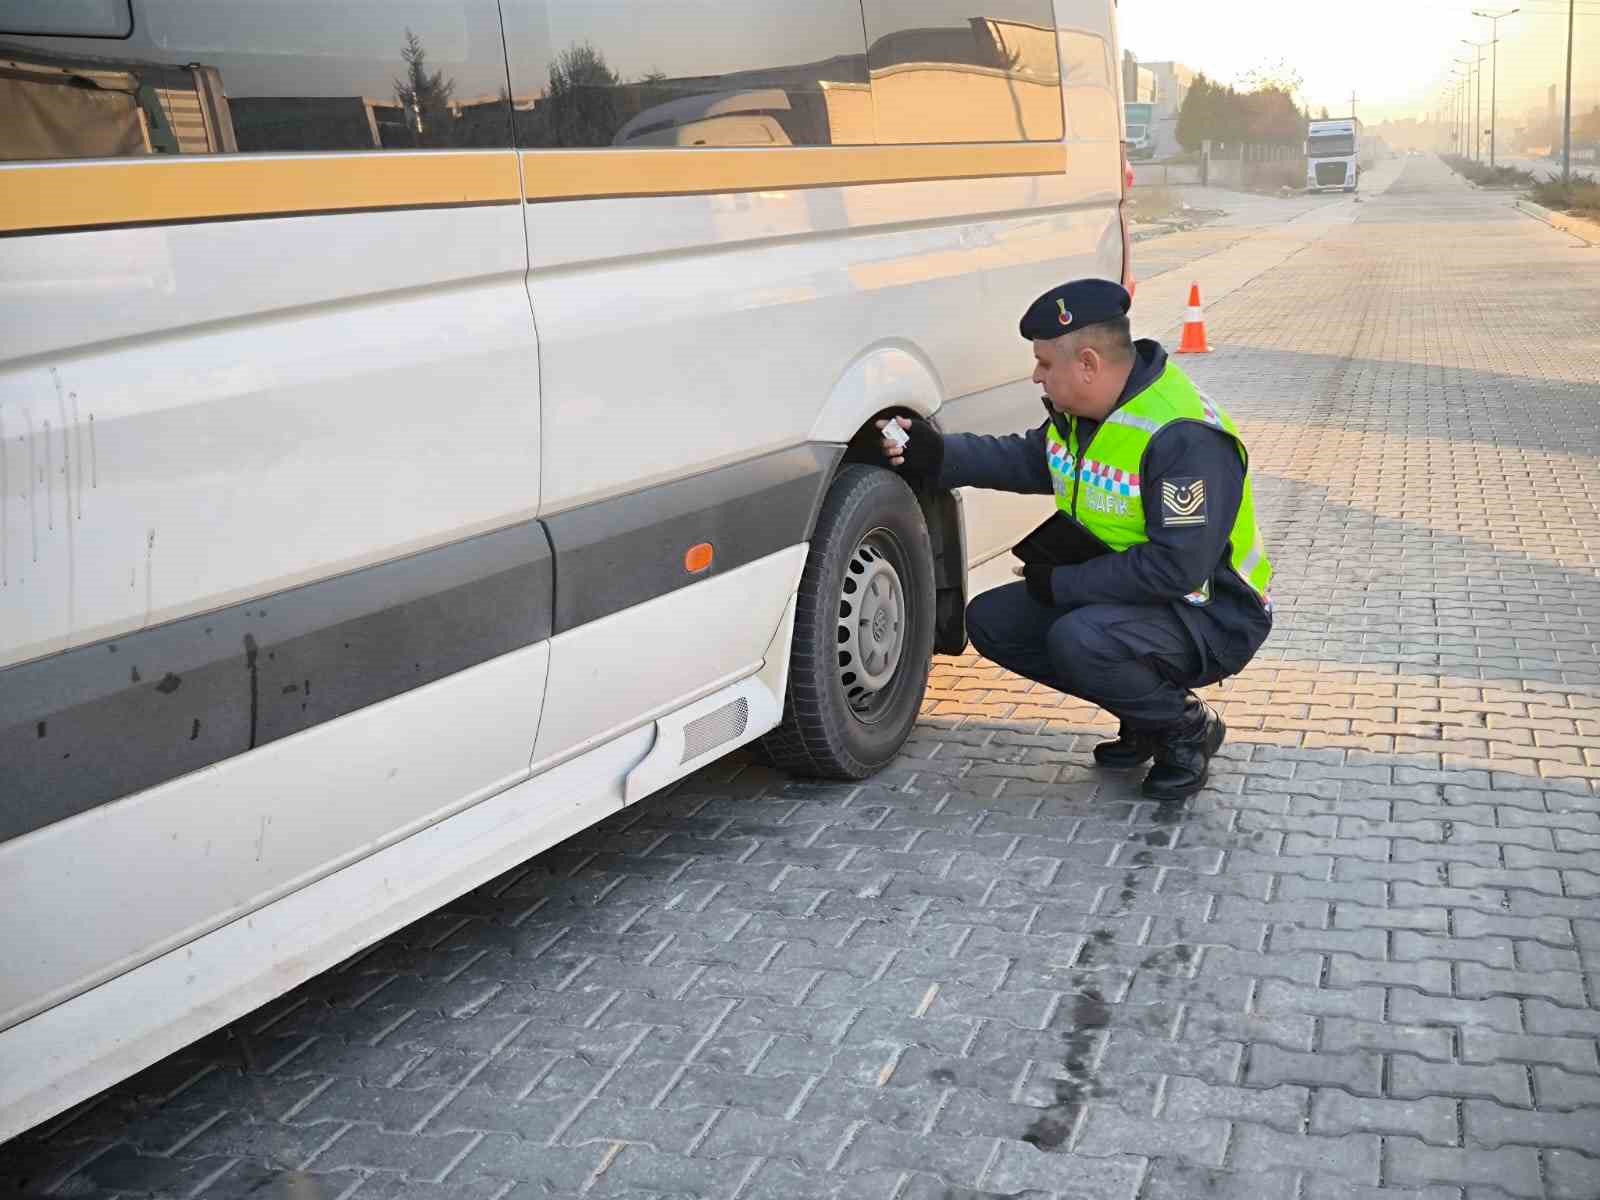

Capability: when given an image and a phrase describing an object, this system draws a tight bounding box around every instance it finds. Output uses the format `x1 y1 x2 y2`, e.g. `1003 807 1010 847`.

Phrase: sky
1118 0 1600 127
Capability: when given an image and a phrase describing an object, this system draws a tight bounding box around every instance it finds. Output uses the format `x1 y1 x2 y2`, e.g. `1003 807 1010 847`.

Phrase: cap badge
1056 299 1072 327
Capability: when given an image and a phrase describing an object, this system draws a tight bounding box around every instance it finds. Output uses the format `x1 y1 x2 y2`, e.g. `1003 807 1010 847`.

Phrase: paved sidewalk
1129 182 1349 285
1130 160 1410 343
3 158 1598 1200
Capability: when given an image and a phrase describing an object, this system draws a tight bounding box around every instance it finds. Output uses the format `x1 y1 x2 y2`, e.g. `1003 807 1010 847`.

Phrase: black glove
1022 564 1057 607
887 417 945 479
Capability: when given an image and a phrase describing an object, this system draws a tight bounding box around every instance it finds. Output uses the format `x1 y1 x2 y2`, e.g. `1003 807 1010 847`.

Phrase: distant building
1121 51 1154 103
1143 61 1198 123
1133 60 1197 159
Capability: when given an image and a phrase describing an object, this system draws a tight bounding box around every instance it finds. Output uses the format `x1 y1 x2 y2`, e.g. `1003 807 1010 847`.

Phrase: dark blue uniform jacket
938 339 1271 678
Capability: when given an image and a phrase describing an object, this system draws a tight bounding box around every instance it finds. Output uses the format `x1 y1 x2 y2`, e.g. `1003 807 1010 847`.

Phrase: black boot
1142 702 1226 800
1093 724 1162 768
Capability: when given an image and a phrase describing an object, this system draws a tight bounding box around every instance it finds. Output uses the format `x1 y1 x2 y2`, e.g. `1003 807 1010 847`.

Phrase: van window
860 0 1062 144
502 0 870 149
0 0 512 161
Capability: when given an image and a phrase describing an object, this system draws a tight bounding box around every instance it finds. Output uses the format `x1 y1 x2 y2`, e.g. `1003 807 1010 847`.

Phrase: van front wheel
759 465 935 779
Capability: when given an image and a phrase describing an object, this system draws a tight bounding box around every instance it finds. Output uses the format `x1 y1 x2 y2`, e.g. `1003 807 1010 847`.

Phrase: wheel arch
805 342 968 656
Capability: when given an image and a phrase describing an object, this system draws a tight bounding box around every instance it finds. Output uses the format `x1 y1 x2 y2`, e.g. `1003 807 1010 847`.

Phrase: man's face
1033 334 1118 420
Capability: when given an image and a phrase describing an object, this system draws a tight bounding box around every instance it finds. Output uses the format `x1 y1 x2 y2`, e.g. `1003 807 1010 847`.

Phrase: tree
1318 106 1331 120
541 42 622 147
1577 105 1600 144
1176 74 1250 149
1241 87 1305 144
1176 73 1216 151
1178 70 1305 151
1237 59 1304 101
394 28 456 148
1215 81 1249 143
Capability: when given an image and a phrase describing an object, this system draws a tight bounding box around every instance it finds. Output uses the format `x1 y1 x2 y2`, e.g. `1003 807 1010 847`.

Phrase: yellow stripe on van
0 142 1066 235
519 143 1067 202
0 152 523 235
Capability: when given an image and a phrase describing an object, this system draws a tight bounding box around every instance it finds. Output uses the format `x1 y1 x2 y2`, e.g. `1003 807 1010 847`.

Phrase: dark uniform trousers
966 583 1223 731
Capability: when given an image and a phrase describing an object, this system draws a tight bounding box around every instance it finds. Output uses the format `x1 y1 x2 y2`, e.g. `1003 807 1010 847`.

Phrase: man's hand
875 416 944 477
1013 563 1058 607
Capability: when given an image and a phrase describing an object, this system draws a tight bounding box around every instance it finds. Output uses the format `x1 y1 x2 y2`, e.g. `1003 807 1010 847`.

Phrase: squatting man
880 279 1274 800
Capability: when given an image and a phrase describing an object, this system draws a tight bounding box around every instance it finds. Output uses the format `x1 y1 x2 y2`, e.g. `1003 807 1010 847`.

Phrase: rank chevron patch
1161 478 1207 527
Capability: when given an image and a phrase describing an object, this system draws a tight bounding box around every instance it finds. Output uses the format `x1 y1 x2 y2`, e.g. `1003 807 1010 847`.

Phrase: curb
1516 197 1559 222
1514 197 1599 246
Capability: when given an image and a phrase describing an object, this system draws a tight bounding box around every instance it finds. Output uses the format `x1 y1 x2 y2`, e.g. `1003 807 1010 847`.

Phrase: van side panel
0 2 550 1045
505 0 1122 760
923 0 1125 575
0 201 542 669
0 198 553 1049
0 639 550 1033
520 172 1112 514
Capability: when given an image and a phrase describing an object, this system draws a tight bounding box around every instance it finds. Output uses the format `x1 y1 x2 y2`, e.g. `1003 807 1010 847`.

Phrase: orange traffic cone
1176 282 1211 354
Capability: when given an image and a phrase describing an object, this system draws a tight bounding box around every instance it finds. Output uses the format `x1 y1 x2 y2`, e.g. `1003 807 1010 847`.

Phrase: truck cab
1124 101 1156 160
1306 117 1361 192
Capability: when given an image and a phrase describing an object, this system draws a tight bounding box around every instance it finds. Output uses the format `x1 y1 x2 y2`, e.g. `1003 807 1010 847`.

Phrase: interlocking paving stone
1545 1147 1600 1200
1311 1089 1459 1145
1389 1056 1535 1109
1229 1125 1382 1185
1385 1140 1544 1198
5 156 1599 1200
1462 1099 1600 1153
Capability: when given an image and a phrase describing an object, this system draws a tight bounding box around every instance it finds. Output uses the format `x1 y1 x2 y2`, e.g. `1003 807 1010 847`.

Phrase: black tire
758 465 935 779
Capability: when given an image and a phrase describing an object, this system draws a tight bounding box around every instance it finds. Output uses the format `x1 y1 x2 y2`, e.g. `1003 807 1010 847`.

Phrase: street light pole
1453 59 1475 158
1472 9 1518 168
1452 83 1461 154
1474 55 1483 161
1563 0 1575 179
1461 40 1487 161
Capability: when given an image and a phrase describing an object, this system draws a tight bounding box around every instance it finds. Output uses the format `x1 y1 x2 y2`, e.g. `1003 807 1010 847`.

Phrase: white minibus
0 0 1128 1138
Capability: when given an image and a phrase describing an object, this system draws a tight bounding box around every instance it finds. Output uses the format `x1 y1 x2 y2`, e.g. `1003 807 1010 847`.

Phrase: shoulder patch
1161 477 1208 527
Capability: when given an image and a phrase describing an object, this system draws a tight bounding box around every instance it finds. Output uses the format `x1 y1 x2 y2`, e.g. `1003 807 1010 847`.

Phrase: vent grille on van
681 697 749 763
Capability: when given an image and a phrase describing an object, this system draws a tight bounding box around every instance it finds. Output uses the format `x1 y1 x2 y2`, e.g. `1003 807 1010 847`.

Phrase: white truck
1306 116 1361 193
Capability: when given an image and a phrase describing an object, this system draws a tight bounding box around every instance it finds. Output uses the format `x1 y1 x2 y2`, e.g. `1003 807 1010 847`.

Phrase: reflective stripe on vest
1044 363 1274 609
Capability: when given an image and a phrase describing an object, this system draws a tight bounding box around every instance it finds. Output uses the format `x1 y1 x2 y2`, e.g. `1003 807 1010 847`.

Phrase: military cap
1019 278 1131 341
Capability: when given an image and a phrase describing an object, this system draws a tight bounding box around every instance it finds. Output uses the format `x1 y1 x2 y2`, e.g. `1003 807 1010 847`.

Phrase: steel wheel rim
837 528 908 718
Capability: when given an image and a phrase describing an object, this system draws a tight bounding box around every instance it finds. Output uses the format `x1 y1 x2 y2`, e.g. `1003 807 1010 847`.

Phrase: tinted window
860 0 1062 144
502 0 870 149
0 0 511 162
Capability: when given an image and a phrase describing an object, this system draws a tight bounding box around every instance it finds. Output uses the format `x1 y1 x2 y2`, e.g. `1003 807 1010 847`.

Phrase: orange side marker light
684 543 714 574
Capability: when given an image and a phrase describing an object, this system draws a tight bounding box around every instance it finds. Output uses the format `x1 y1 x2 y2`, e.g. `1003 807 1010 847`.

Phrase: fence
1202 141 1302 189
1200 140 1301 162
1130 161 1203 188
